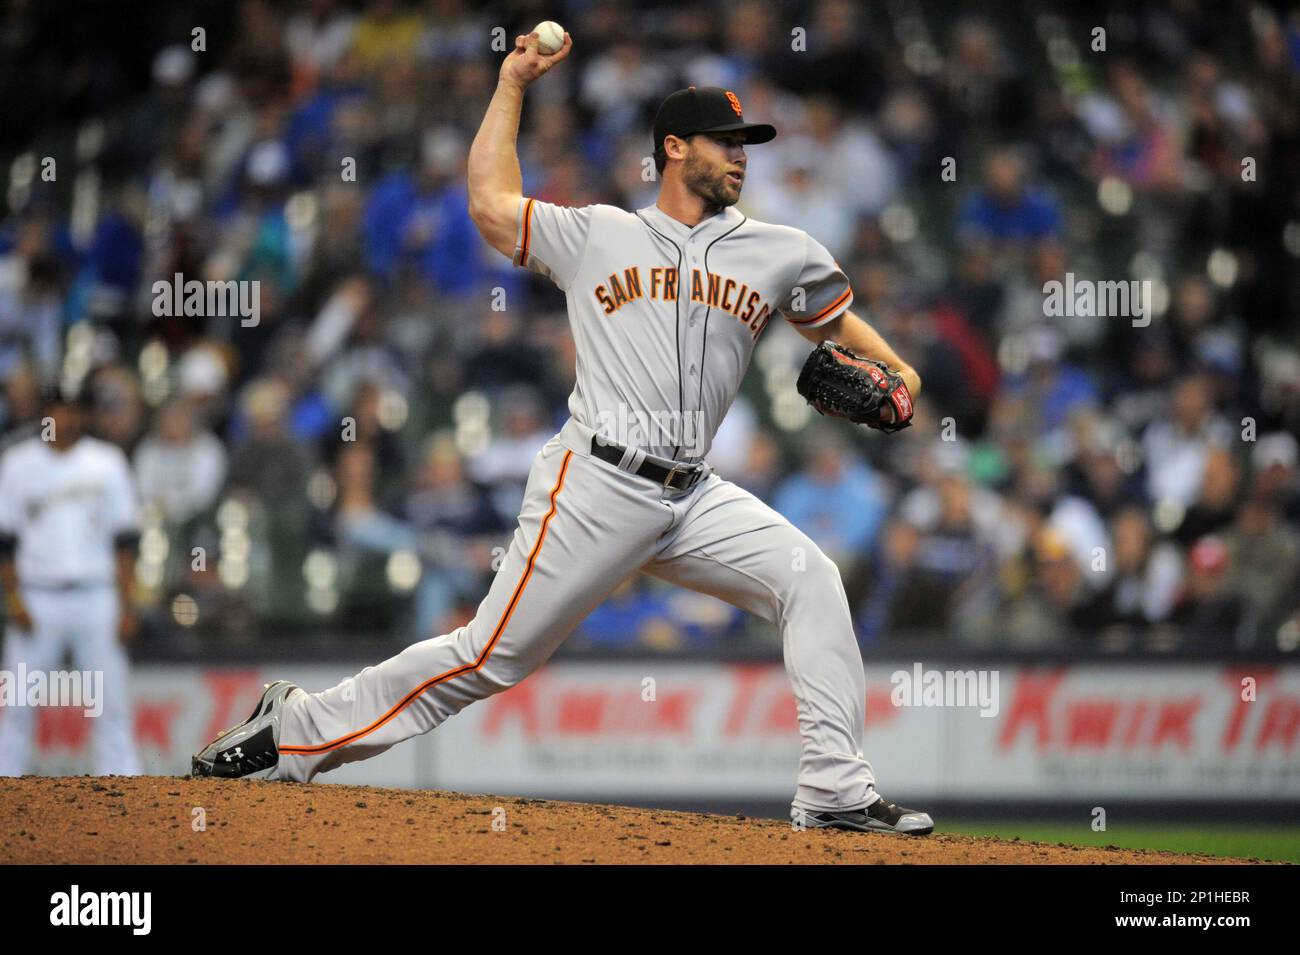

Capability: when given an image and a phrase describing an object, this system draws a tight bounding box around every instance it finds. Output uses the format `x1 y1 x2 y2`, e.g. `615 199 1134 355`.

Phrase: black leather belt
590 436 707 491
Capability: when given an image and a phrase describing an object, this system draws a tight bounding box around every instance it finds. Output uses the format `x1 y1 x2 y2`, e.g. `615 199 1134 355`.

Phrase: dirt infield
0 776 1263 864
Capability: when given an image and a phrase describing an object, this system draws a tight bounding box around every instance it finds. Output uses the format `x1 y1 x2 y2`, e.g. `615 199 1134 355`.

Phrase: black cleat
191 681 302 780
794 795 935 835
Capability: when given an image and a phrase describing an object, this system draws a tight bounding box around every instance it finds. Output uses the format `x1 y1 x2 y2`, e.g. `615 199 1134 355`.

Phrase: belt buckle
664 463 702 491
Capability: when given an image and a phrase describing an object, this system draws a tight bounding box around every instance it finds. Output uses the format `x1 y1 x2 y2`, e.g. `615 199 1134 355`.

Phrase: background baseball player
195 28 932 835
0 388 142 776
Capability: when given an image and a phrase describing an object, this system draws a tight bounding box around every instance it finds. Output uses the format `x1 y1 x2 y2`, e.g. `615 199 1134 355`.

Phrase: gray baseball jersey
273 198 883 814
514 199 853 460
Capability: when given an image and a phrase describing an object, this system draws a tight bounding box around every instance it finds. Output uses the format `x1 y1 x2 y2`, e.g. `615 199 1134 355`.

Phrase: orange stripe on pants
279 449 574 756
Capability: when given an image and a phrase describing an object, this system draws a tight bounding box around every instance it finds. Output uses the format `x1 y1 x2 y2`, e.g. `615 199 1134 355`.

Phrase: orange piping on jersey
788 287 853 326
279 449 574 757
516 197 536 266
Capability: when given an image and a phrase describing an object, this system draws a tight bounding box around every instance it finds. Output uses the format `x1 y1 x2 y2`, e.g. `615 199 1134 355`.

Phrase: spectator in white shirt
1142 374 1233 509
134 399 227 524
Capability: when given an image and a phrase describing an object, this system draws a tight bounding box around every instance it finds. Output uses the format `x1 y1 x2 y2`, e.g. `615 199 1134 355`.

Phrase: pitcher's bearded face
682 132 747 208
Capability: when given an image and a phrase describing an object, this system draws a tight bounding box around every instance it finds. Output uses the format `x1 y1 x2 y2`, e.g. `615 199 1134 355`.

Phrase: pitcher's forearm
470 29 572 254
813 311 922 398
468 80 525 211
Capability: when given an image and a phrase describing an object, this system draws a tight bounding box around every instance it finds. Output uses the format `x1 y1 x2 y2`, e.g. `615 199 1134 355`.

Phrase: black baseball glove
795 341 915 433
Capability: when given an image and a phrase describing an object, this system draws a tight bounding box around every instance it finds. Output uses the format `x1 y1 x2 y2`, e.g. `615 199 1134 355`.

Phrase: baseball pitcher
195 28 932 835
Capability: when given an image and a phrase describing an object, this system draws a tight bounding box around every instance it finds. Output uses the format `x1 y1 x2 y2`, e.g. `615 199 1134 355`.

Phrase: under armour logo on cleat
222 746 244 762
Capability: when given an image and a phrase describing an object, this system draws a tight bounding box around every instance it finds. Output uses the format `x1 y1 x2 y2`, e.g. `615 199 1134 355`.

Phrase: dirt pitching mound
0 776 1260 864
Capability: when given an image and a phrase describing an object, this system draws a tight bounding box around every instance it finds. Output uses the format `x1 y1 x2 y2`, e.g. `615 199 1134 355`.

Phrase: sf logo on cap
725 91 743 116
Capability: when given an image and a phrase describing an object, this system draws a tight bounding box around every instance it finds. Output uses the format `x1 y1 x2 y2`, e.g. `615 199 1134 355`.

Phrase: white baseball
532 20 565 55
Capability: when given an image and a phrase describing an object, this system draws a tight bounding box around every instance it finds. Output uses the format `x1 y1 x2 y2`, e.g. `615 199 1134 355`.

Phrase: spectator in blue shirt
363 128 517 300
773 431 890 572
958 147 1063 244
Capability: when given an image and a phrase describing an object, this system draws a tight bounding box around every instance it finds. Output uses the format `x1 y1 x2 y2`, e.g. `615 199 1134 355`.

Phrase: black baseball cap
653 86 777 156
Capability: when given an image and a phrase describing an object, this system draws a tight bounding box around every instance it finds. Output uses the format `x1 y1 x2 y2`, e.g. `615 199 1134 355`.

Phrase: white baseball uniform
0 435 142 776
275 198 881 812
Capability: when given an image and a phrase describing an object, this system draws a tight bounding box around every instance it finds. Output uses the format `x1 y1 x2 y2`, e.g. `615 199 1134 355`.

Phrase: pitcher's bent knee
781 539 851 617
470 643 552 696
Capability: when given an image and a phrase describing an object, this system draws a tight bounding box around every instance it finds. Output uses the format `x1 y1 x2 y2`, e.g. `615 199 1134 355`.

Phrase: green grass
941 822 1300 863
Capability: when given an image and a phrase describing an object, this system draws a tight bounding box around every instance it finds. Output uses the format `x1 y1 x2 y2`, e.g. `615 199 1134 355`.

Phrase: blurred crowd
1 0 1299 655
